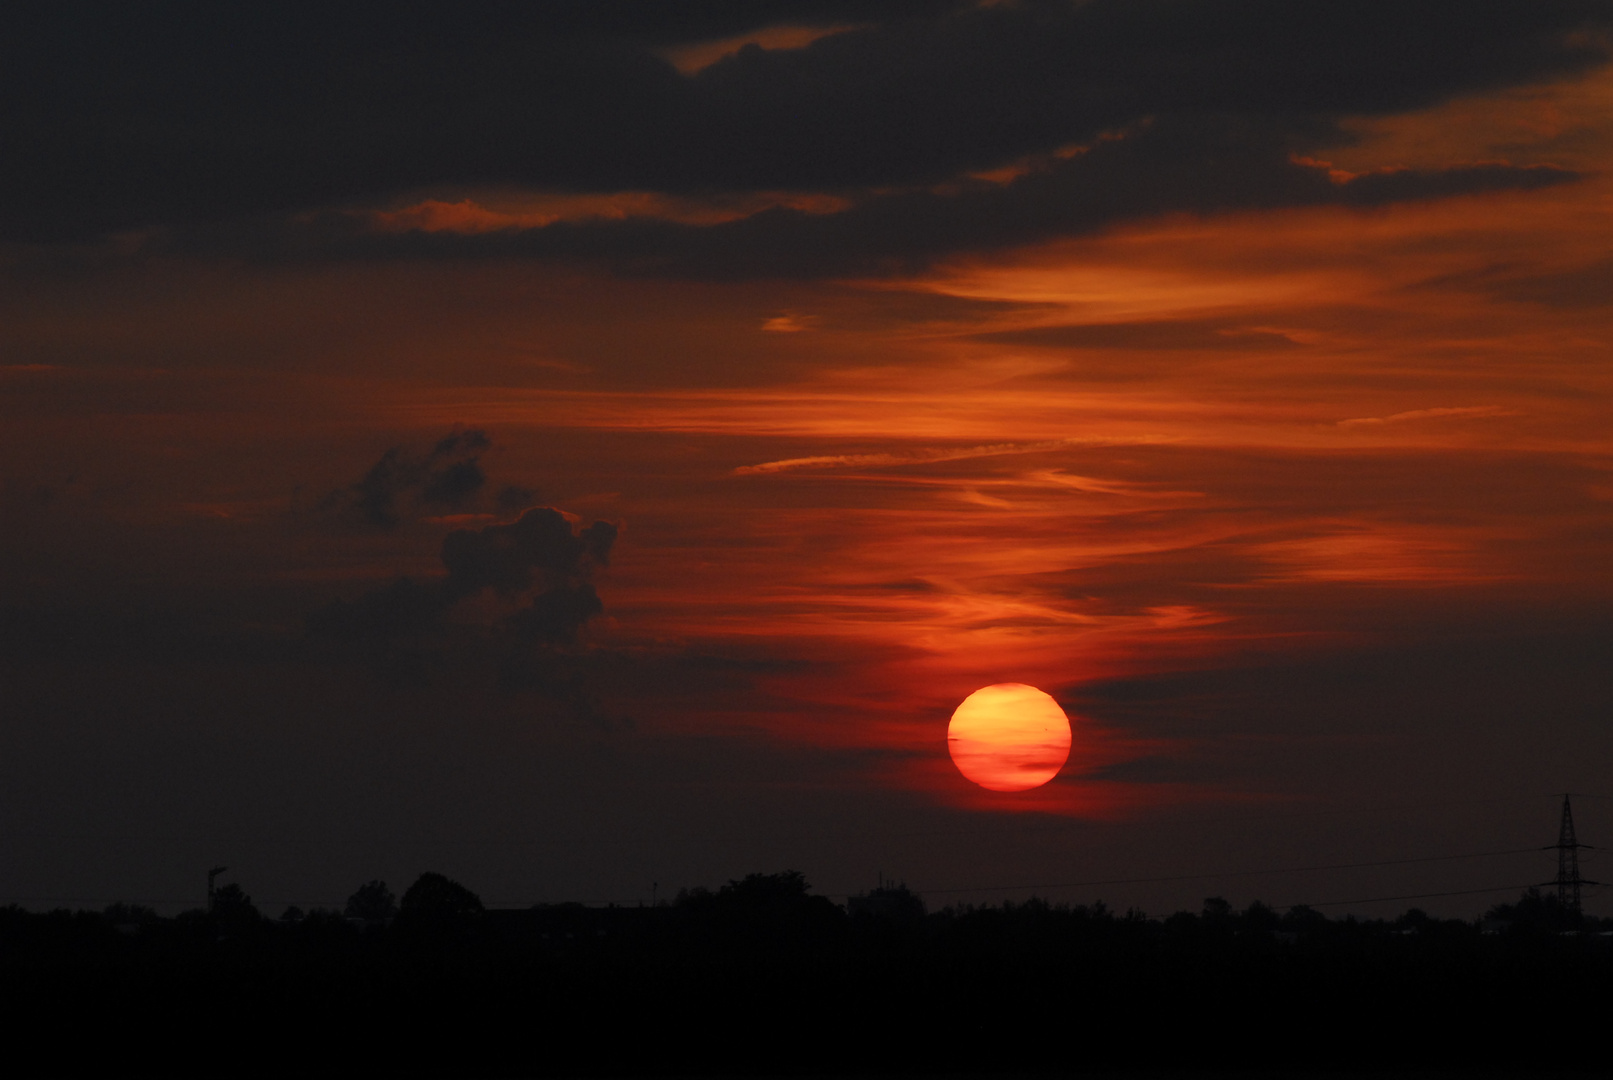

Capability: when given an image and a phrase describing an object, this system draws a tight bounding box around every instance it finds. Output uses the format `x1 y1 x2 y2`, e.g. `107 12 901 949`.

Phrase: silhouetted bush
344 879 398 924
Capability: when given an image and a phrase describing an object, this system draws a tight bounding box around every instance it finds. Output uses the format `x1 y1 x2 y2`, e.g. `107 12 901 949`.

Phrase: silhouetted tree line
1 873 1609 1074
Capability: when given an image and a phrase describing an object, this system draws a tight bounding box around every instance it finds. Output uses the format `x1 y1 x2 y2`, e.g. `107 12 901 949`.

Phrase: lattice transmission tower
1549 794 1594 914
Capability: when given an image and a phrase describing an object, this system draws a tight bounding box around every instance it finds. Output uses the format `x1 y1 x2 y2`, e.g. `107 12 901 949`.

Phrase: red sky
2 2 1612 916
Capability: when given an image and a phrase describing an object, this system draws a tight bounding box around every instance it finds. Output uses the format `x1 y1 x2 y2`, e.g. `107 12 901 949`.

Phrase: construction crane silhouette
1545 795 1596 914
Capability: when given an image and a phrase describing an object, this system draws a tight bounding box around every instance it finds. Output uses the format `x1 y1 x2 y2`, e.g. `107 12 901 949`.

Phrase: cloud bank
5 1 1605 274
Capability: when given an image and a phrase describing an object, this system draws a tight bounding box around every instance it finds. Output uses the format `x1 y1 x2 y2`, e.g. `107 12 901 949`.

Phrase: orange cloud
371 190 850 234
1336 406 1516 428
761 313 821 333
659 24 863 75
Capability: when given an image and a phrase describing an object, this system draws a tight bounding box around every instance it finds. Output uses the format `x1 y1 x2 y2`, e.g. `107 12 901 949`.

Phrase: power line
919 846 1541 897
1266 791 1564 820
1294 884 1539 909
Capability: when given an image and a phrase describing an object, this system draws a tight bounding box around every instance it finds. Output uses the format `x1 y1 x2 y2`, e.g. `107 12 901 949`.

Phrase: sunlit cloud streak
1336 406 1516 428
734 439 1112 475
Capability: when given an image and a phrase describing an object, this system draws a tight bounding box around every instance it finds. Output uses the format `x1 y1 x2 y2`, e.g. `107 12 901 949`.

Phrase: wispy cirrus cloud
1336 405 1516 428
734 438 1093 475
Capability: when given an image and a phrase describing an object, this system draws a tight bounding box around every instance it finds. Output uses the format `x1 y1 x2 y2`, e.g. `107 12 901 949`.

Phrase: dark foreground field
3 874 1608 1075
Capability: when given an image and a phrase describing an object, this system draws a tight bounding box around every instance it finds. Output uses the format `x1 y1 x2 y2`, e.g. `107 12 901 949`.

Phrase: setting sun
947 684 1073 792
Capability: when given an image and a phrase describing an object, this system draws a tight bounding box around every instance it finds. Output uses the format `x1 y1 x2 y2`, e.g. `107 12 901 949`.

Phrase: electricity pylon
1548 794 1595 914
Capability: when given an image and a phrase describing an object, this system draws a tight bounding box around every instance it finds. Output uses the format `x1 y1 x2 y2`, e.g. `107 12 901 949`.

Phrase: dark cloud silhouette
495 484 543 513
420 459 486 506
526 0 966 42
192 119 1581 278
440 512 616 602
3 0 1605 258
311 507 617 656
324 429 491 529
312 430 616 666
510 582 604 644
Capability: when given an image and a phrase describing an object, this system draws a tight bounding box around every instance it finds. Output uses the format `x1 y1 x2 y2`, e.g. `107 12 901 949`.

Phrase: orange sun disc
947 683 1072 792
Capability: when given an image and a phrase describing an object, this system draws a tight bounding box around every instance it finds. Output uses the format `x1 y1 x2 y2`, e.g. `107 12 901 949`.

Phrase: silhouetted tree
847 882 926 921
294 908 358 941
720 870 812 906
398 872 484 932
102 903 157 931
1484 887 1581 933
1282 904 1327 933
208 883 261 936
344 879 399 924
1242 900 1280 932
676 870 845 954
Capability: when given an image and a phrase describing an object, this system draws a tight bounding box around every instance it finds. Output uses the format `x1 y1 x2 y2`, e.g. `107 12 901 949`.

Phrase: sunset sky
3 1 1612 916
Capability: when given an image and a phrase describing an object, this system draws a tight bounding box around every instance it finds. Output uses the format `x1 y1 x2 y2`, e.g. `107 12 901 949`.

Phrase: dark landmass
3 872 1608 1075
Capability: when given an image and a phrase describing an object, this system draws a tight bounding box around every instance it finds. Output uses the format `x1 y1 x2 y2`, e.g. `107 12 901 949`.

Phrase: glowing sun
947 683 1072 792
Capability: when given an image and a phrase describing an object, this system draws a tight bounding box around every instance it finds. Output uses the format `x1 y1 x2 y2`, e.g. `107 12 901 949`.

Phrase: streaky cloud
733 437 1159 475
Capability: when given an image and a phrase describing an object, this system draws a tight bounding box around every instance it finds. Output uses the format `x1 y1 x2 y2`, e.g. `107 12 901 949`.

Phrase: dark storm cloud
312 507 618 645
311 430 613 649
495 484 544 513
2 0 1606 250
439 511 617 602
309 499 621 715
323 429 490 529
509 582 604 644
266 120 1578 278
